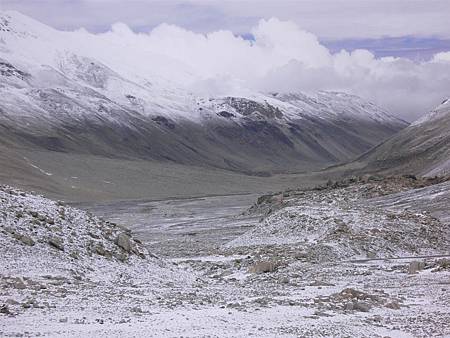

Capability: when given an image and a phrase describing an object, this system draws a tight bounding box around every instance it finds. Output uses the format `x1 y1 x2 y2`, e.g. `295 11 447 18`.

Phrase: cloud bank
5 11 450 121
4 0 450 40
84 18 450 121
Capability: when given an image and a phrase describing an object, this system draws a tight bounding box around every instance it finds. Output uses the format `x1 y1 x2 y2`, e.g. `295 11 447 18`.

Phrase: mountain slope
352 99 450 176
0 11 407 175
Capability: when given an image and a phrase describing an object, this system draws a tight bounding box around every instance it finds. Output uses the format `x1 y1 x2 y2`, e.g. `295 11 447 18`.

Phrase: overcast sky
1 1 450 120
2 0 450 60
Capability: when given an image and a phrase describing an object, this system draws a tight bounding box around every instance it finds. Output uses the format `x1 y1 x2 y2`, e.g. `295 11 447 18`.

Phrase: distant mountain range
0 11 407 176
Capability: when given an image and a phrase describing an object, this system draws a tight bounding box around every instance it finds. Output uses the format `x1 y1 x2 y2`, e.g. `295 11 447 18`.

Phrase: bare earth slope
349 99 450 176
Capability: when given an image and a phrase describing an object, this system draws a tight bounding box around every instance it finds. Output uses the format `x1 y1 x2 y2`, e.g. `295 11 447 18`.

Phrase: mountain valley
1 9 449 338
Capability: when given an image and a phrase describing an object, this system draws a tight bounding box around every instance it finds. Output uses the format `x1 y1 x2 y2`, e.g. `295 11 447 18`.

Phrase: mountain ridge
0 11 407 176
330 98 450 177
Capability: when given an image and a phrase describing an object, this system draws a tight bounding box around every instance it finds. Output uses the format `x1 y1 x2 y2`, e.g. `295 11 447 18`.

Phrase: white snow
0 10 405 126
1 181 450 336
23 157 53 176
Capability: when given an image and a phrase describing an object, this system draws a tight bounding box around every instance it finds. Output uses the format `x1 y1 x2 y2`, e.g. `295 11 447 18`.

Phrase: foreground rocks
0 185 149 265
229 176 450 263
248 261 278 274
0 184 194 329
408 261 426 274
115 232 132 252
1 180 450 337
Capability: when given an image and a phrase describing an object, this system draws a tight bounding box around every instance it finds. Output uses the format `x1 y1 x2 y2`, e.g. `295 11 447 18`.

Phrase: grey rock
22 298 39 309
434 258 450 271
5 299 19 305
69 251 80 260
132 247 146 259
9 277 26 290
248 261 277 274
95 244 110 258
385 301 401 310
0 304 11 315
96 246 106 256
278 277 290 284
344 302 354 311
115 252 128 262
18 234 35 246
115 233 132 253
48 237 64 251
294 252 308 259
353 301 371 312
408 261 425 274
88 232 100 239
309 280 336 287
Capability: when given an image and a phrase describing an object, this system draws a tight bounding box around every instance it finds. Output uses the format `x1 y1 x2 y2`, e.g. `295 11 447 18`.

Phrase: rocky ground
1 176 450 337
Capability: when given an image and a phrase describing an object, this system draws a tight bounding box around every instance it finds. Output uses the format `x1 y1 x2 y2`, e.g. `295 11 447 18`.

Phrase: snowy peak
0 11 408 174
0 11 405 124
193 91 407 126
0 10 55 40
271 91 405 124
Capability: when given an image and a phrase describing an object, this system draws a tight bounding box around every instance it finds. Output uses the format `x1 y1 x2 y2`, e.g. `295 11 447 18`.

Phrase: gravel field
1 176 450 337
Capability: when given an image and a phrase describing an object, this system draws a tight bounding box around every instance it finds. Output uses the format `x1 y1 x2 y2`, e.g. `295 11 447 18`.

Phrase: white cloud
95 17 447 121
217 0 450 41
3 0 450 39
433 52 450 62
3 11 450 121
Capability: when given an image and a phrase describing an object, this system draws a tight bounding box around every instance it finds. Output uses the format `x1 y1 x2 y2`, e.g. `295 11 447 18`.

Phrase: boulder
408 261 425 274
18 234 35 246
353 301 371 312
0 305 11 315
9 277 26 290
95 244 107 256
248 261 277 274
48 237 64 251
385 301 401 310
115 233 132 253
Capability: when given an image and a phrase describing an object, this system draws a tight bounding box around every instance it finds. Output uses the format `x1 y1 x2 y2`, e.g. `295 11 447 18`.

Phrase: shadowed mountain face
350 99 450 176
0 70 406 175
0 11 407 179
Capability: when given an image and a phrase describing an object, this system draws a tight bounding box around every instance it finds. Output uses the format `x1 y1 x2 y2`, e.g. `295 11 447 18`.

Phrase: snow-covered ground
1 176 450 337
227 177 450 262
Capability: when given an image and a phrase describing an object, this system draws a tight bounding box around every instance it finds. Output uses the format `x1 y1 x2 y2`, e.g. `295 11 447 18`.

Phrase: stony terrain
2 177 449 337
228 175 450 261
0 185 198 336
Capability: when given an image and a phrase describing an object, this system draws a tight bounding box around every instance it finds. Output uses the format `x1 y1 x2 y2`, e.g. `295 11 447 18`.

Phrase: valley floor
1 177 450 337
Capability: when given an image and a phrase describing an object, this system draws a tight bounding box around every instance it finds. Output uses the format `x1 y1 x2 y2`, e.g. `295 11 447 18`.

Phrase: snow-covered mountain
352 99 450 176
0 11 407 174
